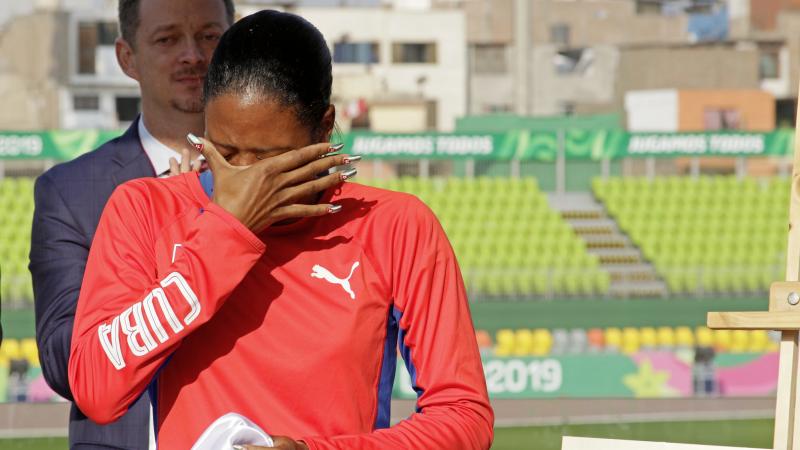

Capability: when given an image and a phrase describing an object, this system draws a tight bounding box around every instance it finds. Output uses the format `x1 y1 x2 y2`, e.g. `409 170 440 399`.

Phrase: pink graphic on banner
716 352 778 396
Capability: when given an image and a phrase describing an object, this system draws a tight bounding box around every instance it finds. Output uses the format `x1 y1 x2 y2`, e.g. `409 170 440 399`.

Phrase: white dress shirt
138 117 183 178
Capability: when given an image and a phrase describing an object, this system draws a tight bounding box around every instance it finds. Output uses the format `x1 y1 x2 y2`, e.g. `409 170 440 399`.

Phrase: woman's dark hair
204 10 333 137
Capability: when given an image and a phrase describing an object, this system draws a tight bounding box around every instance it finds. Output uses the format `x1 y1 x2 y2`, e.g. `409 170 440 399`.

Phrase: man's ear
116 37 140 81
321 105 336 141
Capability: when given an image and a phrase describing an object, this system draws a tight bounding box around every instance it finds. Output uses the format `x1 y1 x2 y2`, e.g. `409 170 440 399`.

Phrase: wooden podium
562 106 800 450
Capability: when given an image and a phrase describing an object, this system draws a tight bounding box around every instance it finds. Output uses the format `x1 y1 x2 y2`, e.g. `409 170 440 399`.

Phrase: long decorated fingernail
329 143 345 152
328 204 342 214
343 155 362 164
232 446 245 450
187 133 204 151
340 168 357 181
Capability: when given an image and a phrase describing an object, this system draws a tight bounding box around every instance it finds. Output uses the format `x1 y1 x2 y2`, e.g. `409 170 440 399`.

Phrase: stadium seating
362 177 610 298
0 177 35 307
0 175 611 304
2 174 788 303
492 326 779 356
0 338 38 367
593 176 787 294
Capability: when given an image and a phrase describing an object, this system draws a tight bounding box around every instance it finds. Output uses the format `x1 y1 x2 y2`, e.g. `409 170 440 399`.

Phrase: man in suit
29 0 234 447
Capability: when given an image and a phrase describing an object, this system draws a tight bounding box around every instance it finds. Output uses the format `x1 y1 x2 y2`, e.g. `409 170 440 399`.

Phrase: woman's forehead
205 93 310 149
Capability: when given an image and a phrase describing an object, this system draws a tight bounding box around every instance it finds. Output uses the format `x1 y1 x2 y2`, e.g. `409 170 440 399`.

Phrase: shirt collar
138 117 179 177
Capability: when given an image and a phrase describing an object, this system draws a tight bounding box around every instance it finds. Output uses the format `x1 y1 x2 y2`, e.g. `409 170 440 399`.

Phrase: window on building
759 48 780 79
77 21 118 75
485 104 513 113
704 108 741 130
685 0 717 14
97 21 118 46
116 96 140 122
472 44 507 74
635 0 662 15
776 99 796 129
392 43 437 64
553 48 594 75
550 23 570 46
73 95 100 111
77 23 98 74
333 42 379 64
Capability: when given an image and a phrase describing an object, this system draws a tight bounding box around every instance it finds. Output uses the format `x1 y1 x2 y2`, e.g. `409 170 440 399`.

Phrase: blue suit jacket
30 118 155 449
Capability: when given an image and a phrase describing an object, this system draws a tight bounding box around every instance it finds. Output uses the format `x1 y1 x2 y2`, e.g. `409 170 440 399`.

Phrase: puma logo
311 262 360 300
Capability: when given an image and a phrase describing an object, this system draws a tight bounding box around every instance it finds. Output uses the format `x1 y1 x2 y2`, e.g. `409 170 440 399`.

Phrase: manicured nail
319 151 340 159
329 143 345 152
187 133 204 151
343 155 362 164
328 204 342 214
232 446 246 450
340 168 357 181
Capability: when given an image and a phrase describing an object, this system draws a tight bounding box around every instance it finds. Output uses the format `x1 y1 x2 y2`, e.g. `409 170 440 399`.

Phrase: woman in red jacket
69 10 493 449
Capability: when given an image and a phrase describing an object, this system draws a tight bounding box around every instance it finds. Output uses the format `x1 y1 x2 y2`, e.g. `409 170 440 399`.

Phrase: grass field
491 419 773 449
1 298 769 339
0 419 775 449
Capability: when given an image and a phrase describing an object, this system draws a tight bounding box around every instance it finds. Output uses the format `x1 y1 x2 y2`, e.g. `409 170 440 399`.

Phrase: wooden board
561 437 765 450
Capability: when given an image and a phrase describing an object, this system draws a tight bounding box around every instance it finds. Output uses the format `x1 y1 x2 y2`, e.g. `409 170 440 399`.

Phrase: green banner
0 130 122 160
339 130 795 161
579 130 795 159
342 131 542 160
0 129 793 161
391 351 779 399
393 354 634 399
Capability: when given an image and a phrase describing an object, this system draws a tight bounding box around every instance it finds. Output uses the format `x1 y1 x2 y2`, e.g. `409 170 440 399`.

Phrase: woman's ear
322 105 336 140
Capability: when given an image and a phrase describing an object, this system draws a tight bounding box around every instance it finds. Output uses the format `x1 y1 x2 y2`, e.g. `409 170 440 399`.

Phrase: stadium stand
5 174 785 303
0 177 34 307
593 176 787 295
362 177 611 298
490 327 778 356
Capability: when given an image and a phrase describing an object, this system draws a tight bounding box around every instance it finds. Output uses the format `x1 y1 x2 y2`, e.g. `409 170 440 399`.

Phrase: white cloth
191 412 274 450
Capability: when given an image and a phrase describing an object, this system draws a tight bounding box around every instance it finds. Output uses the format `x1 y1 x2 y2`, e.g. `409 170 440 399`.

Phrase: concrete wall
468 43 514 114
615 45 762 128
460 0 513 44
728 0 751 38
0 12 64 130
463 0 696 117
615 44 760 109
777 11 800 97
469 72 514 114
530 0 689 46
751 0 800 30
530 45 619 116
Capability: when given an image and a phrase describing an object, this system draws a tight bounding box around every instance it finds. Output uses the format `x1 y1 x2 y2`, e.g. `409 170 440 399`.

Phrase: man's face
118 0 229 114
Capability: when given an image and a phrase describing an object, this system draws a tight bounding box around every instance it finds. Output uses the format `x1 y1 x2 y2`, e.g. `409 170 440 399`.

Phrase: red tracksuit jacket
68 172 493 449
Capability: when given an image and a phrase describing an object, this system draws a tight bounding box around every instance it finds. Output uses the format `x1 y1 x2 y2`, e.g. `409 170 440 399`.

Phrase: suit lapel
111 117 157 186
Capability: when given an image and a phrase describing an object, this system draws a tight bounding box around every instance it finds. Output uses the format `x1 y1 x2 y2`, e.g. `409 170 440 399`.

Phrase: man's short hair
118 0 235 47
